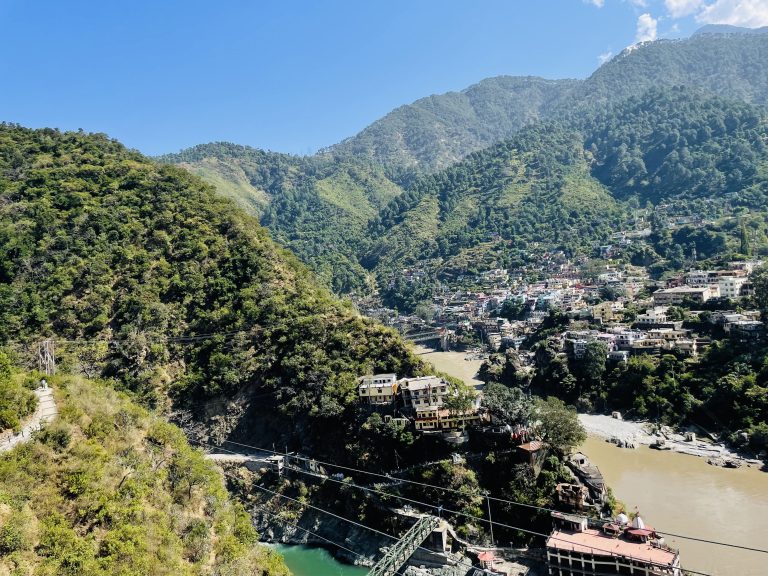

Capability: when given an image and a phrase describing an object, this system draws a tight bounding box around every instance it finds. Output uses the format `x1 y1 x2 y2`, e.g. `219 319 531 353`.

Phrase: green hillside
157 32 768 302
366 126 625 282
159 143 404 293
0 124 425 459
159 88 768 308
0 125 585 550
362 87 768 308
570 32 768 109
581 86 768 205
326 76 578 172
0 353 37 431
0 370 288 576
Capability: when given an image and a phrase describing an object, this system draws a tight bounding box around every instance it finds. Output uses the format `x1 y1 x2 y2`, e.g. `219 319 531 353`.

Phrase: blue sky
1 0 766 156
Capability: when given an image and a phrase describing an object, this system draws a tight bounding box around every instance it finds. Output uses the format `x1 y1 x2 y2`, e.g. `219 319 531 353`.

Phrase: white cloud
585 0 605 6
635 13 659 41
664 0 705 17
696 0 768 27
598 51 614 63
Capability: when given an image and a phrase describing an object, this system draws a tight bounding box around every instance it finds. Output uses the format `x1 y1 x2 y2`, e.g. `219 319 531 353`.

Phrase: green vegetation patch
0 373 289 576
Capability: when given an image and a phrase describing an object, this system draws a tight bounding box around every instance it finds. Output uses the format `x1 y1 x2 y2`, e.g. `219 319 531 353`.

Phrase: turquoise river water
272 544 369 576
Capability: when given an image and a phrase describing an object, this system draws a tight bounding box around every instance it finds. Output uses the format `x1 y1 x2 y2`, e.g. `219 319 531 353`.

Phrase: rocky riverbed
578 414 764 467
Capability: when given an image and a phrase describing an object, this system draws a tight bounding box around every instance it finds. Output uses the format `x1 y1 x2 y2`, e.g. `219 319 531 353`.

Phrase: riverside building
546 512 682 576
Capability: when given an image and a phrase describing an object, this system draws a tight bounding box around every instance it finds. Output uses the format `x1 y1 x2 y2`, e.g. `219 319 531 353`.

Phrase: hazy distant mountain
693 24 768 36
327 32 768 172
324 76 579 172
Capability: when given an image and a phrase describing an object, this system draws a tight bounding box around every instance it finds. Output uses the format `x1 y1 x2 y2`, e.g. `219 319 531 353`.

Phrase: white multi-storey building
358 374 399 405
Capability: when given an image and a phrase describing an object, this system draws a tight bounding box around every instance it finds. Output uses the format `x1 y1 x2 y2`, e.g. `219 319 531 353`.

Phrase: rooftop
518 440 544 452
653 286 709 294
402 376 444 390
547 528 677 567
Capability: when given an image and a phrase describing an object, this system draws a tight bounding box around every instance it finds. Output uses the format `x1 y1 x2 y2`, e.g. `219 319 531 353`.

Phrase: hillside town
363 258 764 361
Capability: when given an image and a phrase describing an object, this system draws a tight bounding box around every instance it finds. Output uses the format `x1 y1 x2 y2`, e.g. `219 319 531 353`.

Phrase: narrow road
0 387 57 453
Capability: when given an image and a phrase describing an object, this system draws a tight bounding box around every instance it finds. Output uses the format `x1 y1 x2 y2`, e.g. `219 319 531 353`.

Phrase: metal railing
367 515 441 576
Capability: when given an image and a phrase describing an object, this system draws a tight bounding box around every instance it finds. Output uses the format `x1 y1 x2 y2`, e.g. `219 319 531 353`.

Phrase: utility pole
37 339 56 376
485 491 495 546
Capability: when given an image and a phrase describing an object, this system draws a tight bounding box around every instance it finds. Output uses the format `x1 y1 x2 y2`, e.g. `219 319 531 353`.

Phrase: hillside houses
652 285 718 305
358 374 483 435
358 374 399 406
357 257 763 370
400 376 449 409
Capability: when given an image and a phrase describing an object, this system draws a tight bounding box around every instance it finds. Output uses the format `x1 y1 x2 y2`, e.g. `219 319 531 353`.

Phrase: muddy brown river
416 347 768 576
581 437 768 576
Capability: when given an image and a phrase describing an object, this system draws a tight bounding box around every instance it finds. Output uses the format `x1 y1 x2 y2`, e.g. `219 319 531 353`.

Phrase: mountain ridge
158 31 768 300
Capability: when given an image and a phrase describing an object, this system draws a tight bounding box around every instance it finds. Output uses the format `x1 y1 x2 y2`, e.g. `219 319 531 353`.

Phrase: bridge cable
209 438 768 557
212 449 712 576
230 476 483 574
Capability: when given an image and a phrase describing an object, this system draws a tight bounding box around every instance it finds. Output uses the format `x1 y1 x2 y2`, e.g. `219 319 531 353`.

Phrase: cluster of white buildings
651 263 761 305
358 374 482 432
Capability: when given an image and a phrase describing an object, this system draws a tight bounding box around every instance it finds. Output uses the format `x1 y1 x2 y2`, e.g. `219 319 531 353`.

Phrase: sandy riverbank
577 414 763 465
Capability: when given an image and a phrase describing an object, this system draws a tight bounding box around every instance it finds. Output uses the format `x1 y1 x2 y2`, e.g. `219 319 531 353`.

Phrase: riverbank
578 413 765 467
413 345 484 387
253 507 378 567
580 436 768 576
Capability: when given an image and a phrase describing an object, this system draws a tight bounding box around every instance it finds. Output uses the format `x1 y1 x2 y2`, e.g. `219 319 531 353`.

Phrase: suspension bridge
367 515 442 576
206 451 479 574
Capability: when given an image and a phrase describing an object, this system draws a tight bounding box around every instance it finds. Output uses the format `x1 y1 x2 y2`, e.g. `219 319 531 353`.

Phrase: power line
253 505 377 568
218 438 555 513
209 438 768 557
286 465 718 576
4 326 264 347
236 477 472 575
216 454 712 576
6 334 761 564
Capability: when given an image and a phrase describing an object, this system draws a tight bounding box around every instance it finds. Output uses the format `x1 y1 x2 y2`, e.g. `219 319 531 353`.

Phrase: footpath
0 386 58 454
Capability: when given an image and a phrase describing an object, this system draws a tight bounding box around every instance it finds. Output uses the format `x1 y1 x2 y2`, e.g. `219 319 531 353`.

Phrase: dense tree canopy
0 124 427 463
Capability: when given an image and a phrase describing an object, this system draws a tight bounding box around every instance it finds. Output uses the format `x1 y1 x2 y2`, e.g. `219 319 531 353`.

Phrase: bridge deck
367 515 441 576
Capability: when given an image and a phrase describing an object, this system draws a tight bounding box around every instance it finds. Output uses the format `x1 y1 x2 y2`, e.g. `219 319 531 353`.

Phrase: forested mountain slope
365 126 624 278
326 76 579 172
568 31 768 110
0 126 583 549
159 32 768 302
0 124 425 459
158 142 404 292
580 87 768 205
363 88 768 306
330 30 768 173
